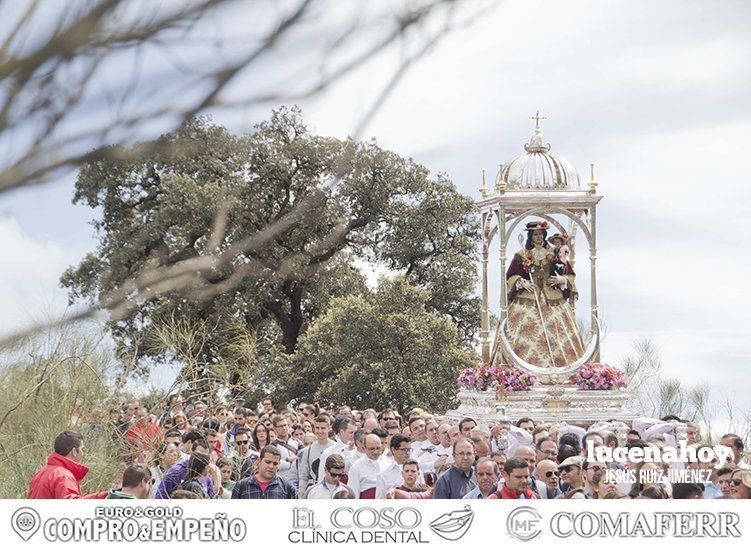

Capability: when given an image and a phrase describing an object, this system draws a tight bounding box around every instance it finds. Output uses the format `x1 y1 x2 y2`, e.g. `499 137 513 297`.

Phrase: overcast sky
1 0 750 408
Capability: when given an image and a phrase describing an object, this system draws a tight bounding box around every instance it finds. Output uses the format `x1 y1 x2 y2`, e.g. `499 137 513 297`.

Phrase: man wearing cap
556 456 584 497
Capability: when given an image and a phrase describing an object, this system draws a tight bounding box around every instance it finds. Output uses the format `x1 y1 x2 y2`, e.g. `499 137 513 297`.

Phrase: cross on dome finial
530 110 546 130
524 111 551 152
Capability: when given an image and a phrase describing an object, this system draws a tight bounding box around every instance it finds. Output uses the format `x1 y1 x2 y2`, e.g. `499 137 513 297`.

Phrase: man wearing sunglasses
304 454 353 499
230 427 258 480
556 456 584 497
378 410 399 428
533 459 560 499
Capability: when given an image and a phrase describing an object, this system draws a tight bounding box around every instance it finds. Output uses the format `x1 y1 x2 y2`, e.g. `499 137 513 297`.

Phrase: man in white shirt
433 423 455 473
721 434 749 468
348 433 388 499
376 434 425 498
305 454 354 499
413 419 442 479
408 417 429 456
317 417 358 483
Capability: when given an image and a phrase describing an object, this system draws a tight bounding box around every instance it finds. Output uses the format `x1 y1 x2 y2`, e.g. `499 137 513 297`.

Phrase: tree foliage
265 277 475 413
62 108 479 380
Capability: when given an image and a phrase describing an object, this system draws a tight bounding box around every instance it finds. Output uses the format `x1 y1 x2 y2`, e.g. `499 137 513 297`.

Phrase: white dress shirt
348 456 389 498
317 438 358 483
375 458 425 498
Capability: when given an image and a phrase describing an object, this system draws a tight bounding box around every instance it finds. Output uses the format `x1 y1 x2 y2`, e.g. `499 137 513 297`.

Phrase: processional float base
445 386 636 428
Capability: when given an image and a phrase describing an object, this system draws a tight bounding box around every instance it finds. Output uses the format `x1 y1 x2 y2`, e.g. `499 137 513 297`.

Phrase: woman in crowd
592 469 618 499
215 405 230 433
291 423 305 444
216 457 235 499
728 468 751 499
640 486 669 499
603 490 630 499
252 423 272 451
174 452 211 499
171 412 189 436
150 441 180 498
628 461 663 498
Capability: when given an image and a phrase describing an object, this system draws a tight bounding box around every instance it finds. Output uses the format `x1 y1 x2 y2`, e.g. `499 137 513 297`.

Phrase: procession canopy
478 112 602 383
448 113 636 425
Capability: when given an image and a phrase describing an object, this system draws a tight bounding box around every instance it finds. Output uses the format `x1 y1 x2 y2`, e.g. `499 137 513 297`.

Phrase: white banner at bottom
0 499 748 544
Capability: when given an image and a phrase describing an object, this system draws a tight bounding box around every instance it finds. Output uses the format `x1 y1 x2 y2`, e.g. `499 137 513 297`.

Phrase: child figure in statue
548 233 570 282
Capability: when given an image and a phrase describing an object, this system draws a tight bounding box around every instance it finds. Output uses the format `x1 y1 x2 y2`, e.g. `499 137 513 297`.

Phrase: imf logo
506 506 542 541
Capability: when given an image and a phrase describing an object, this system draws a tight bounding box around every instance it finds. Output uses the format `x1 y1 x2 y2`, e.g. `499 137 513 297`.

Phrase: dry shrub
0 321 124 498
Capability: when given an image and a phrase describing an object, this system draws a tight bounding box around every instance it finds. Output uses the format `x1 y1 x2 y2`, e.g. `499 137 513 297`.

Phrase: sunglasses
544 470 559 478
729 479 744 487
328 472 345 478
235 440 250 445
561 465 578 473
383 417 396 421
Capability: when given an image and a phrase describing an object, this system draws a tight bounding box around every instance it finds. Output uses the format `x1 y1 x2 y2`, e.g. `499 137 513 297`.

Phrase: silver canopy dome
499 124 580 191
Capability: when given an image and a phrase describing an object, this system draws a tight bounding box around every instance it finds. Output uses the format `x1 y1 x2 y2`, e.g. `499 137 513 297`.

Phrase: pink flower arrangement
496 366 537 392
457 365 536 392
569 363 628 391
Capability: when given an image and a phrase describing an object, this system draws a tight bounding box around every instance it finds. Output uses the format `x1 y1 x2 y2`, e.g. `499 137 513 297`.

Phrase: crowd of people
27 394 751 500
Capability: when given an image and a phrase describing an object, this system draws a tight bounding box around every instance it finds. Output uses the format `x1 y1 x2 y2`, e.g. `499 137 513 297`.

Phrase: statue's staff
527 269 557 368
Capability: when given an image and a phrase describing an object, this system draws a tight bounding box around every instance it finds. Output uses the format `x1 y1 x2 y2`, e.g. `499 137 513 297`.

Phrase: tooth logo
11 507 41 541
429 505 474 541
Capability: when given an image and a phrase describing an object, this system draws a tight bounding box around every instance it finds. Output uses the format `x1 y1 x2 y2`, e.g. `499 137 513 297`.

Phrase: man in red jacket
488 457 538 499
126 407 162 459
29 430 107 499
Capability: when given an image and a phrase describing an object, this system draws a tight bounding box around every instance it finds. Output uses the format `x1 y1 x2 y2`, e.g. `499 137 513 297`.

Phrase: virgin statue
505 221 585 368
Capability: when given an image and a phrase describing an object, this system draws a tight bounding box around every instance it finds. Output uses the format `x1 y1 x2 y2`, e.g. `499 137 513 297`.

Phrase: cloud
0 217 70 334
